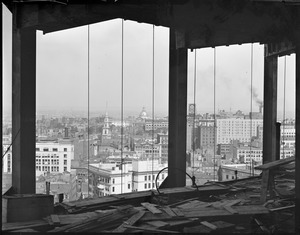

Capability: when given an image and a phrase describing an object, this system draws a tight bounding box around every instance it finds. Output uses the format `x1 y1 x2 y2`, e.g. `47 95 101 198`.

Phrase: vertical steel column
12 6 36 194
168 29 187 188
1 2 4 227
295 40 300 234
276 122 281 161
263 45 278 164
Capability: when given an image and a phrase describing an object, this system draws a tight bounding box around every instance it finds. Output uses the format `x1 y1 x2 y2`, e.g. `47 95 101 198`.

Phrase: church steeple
102 111 111 140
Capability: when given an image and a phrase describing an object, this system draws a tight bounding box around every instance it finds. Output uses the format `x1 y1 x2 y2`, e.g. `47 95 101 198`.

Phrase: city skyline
3 6 296 120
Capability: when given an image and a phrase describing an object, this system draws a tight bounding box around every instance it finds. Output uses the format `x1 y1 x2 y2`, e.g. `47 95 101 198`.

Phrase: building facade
217 118 263 144
197 125 216 148
157 133 168 162
87 159 167 196
35 140 75 176
218 164 260 181
132 159 167 192
3 140 74 176
233 146 263 165
145 120 168 131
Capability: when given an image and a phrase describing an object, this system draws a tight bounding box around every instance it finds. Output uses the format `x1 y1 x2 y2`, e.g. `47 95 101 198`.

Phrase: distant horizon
3 105 296 121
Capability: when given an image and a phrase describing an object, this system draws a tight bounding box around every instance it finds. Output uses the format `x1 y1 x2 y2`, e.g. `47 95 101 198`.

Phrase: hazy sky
2 4 296 119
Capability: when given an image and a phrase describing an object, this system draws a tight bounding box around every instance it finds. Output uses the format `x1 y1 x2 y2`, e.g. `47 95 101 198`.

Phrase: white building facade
217 118 263 144
145 120 168 131
88 159 167 196
233 146 263 164
35 141 74 176
2 140 74 176
131 159 167 192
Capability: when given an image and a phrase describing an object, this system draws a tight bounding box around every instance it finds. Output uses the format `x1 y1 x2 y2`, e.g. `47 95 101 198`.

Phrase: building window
53 148 58 152
153 175 155 180
148 175 151 180
112 187 115 192
112 178 115 184
64 160 67 165
226 175 229 179
148 183 151 188
144 176 147 181
144 183 147 189
43 148 49 151
128 184 130 189
64 148 67 152
36 148 40 151
162 174 165 179
64 167 67 171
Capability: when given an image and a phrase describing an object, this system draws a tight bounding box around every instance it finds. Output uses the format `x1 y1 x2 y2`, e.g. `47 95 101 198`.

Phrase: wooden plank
212 221 235 229
123 225 180 233
2 220 49 232
254 218 270 233
112 210 145 233
223 199 242 207
168 197 199 207
64 209 138 233
146 221 169 228
278 162 295 170
177 200 207 209
223 206 238 214
141 202 162 214
260 170 270 203
110 205 133 211
269 205 295 212
50 214 60 225
255 156 295 170
200 221 218 230
167 218 198 228
172 208 185 217
48 211 115 232
140 205 269 221
162 206 177 217
183 224 211 233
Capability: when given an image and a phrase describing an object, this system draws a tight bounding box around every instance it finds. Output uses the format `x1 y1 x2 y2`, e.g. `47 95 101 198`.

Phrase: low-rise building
132 159 167 192
83 159 167 197
145 119 168 131
35 140 74 176
2 139 74 176
233 146 263 165
218 164 261 181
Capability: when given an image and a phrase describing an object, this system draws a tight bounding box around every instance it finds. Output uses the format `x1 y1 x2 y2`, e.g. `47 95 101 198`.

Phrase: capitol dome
139 107 148 119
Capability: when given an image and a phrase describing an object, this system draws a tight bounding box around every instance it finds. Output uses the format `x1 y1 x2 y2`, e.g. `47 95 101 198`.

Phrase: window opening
151 25 155 189
282 56 287 159
120 19 124 194
213 47 217 181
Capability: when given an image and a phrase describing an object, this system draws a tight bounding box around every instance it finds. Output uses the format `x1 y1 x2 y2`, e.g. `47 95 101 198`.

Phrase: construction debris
2 161 295 234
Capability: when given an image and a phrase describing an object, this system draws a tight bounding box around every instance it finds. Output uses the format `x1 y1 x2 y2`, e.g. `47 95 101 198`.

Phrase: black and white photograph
2 0 299 233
